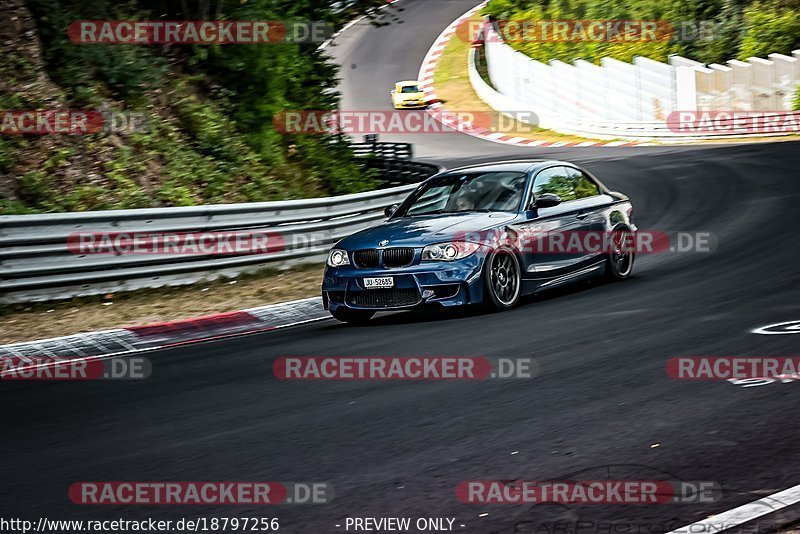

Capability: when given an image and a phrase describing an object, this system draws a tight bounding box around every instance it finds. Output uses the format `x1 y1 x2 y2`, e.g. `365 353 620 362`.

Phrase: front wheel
605 227 635 280
484 249 522 310
331 308 375 324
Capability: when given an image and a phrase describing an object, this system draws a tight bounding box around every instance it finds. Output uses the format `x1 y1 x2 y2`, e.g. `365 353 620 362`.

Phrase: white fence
478 22 800 139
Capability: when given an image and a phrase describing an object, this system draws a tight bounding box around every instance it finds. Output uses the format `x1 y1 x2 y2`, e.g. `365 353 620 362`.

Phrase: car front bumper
394 101 427 109
322 254 486 312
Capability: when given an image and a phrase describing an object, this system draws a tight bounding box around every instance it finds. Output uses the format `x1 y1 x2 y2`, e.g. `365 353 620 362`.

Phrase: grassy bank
0 0 397 214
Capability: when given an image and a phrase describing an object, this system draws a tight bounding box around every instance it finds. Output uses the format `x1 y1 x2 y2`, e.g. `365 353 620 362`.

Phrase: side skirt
523 260 606 294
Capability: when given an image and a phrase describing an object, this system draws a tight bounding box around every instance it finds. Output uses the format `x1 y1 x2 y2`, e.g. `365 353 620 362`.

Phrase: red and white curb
416 2 644 148
0 297 328 376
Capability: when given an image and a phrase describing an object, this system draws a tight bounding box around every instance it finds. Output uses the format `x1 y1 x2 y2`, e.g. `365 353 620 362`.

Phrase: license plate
363 277 394 289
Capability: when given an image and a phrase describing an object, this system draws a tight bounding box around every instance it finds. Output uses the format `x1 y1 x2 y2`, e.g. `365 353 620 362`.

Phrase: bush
484 0 800 65
4 0 387 213
27 0 167 104
738 4 800 60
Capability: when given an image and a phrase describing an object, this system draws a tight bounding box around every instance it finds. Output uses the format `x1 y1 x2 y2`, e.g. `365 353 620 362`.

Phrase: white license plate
363 277 394 289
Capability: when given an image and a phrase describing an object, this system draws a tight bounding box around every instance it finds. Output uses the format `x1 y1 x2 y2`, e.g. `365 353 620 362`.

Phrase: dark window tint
401 171 527 215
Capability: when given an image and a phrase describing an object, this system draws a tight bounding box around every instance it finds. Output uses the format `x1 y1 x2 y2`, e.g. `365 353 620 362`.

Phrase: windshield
398 171 527 216
400 85 421 93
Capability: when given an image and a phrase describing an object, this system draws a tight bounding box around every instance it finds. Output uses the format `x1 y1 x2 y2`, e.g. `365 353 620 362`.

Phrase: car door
514 166 585 278
560 165 615 267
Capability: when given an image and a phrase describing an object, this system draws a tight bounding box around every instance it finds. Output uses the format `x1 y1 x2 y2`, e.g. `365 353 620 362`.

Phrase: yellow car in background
391 80 426 109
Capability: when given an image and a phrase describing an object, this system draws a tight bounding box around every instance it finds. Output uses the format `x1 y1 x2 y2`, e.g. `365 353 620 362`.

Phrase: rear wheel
605 227 635 280
331 308 375 324
484 249 521 310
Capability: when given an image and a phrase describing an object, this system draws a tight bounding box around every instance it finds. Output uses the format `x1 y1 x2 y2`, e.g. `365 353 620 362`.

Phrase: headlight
421 241 480 261
327 249 350 267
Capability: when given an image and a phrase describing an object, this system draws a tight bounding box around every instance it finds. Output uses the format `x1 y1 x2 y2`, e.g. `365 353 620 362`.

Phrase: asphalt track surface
2 1 800 532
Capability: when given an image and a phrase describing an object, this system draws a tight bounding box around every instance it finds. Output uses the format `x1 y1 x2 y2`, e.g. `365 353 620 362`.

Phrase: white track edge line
0 329 129 348
666 484 800 533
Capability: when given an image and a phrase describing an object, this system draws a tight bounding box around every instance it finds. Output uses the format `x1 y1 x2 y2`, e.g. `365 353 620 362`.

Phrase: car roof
443 160 574 174
396 80 421 86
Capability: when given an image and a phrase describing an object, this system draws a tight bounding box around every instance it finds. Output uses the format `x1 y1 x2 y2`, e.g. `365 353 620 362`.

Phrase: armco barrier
353 142 439 185
350 142 414 160
0 180 436 304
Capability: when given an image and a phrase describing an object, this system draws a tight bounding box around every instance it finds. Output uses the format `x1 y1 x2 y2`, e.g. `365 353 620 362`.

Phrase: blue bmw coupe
322 160 636 323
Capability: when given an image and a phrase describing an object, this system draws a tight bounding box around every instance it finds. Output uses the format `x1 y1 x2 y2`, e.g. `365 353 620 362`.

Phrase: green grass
1 0 380 214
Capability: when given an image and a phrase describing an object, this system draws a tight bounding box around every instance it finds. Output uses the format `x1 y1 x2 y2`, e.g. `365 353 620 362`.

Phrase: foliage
27 0 167 105
3 0 390 213
738 4 800 60
485 0 799 65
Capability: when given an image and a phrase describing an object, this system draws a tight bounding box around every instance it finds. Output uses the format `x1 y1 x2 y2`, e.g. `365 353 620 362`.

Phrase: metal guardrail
1 151 442 304
352 142 440 186
363 158 441 186
351 142 414 160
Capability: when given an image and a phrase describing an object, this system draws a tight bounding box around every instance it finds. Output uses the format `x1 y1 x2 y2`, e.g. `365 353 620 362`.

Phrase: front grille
348 288 421 308
353 248 414 268
382 247 414 268
353 249 379 268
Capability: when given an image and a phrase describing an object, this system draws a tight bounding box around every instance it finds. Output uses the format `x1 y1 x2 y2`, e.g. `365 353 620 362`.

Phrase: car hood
337 212 518 249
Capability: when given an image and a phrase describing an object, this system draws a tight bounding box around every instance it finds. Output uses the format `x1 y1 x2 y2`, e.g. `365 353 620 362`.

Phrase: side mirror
384 203 399 217
390 89 397 94
533 193 561 208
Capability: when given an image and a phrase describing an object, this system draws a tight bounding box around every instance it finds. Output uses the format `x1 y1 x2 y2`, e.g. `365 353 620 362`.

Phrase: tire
484 249 522 310
331 308 375 324
605 226 635 281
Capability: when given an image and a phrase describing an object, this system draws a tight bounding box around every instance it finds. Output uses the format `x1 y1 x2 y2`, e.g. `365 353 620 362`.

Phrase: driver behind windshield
400 171 527 216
